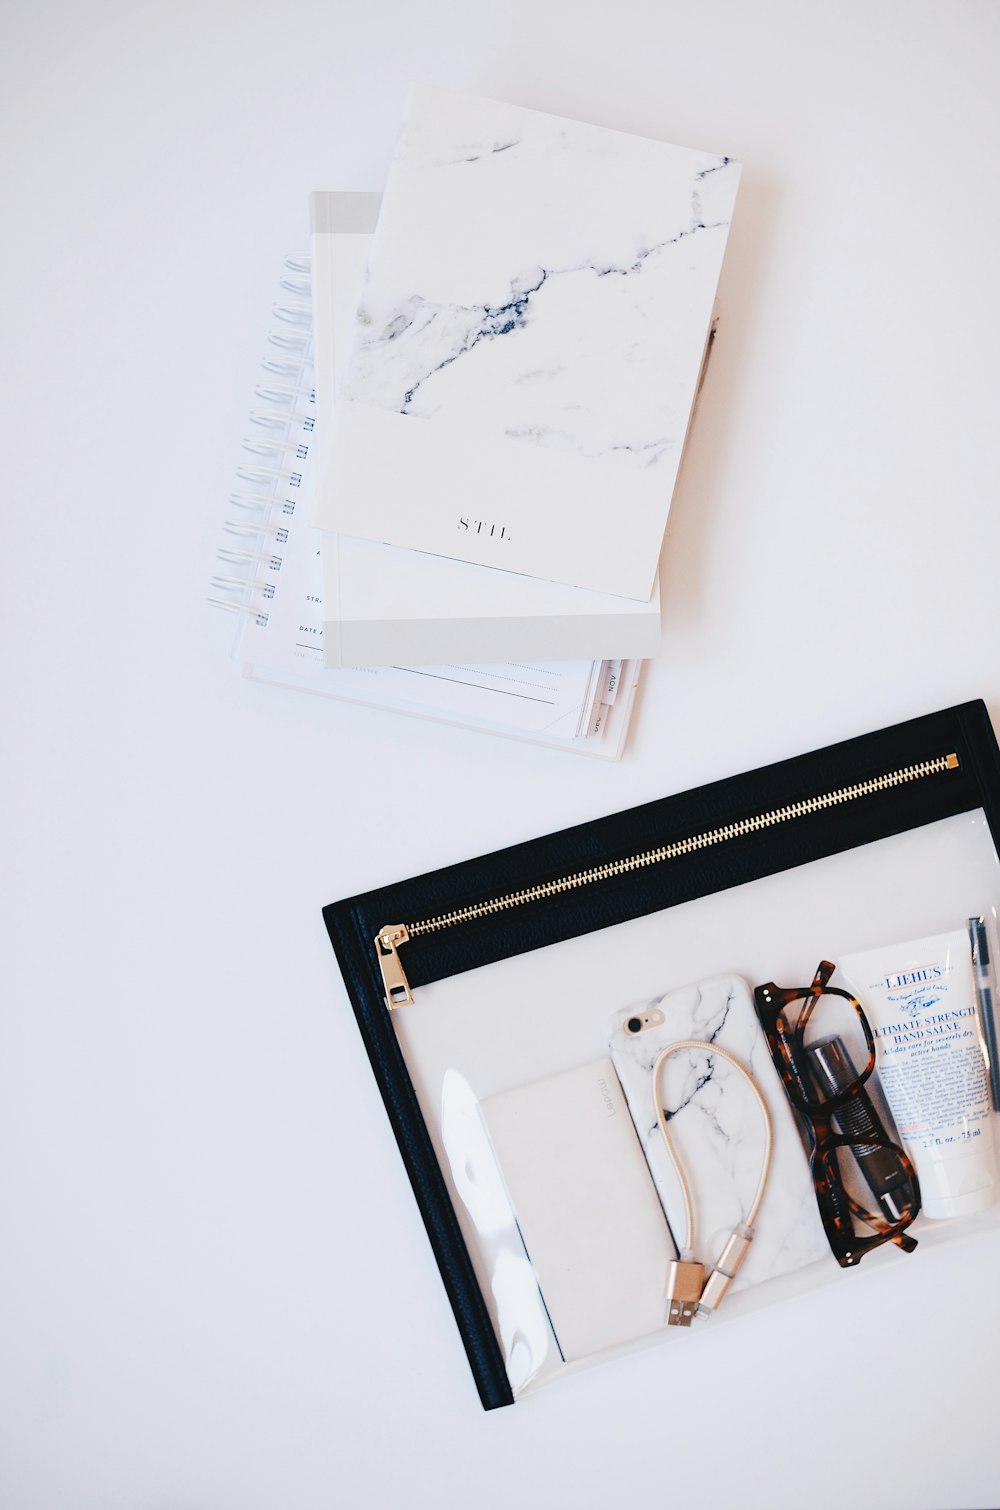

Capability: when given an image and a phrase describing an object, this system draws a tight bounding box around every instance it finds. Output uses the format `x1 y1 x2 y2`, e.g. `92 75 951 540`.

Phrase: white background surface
2 3 999 1506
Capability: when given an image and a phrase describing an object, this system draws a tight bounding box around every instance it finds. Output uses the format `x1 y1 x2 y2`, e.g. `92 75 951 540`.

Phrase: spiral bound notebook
210 250 643 757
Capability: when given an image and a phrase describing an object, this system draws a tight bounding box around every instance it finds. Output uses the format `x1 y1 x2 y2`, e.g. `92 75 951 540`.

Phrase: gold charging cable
652 1039 773 1326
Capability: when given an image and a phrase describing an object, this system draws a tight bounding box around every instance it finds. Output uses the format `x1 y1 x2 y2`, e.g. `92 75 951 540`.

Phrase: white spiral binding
211 258 314 630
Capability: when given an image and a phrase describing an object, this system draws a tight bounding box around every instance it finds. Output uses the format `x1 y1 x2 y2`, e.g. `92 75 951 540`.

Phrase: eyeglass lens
781 991 870 1103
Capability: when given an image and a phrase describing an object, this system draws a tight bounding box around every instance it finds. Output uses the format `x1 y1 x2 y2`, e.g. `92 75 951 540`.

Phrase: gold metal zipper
375 752 960 1008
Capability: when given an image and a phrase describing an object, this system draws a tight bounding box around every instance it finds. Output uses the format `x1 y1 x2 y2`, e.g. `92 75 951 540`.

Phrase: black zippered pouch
323 700 1000 1409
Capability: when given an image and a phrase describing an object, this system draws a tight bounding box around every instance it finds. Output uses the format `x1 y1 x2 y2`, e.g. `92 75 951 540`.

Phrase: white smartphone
479 1057 676 1362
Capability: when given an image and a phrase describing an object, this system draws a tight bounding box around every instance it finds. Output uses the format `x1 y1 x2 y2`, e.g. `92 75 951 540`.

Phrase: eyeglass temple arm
799 960 838 1040
810 960 837 993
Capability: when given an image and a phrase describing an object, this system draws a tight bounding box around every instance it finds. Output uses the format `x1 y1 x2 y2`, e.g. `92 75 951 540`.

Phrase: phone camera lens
626 1017 643 1034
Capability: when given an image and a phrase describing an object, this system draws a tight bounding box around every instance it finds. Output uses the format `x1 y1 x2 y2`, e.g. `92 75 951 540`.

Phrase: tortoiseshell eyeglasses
754 960 920 1268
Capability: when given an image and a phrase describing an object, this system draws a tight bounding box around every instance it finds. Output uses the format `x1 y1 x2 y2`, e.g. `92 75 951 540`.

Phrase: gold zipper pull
376 925 413 1009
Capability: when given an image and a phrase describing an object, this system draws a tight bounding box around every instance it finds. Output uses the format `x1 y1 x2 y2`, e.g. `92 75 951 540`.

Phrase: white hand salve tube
840 929 1000 1220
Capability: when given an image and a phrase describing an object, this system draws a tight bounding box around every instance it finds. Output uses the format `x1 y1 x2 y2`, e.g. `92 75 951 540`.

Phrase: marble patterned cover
320 86 741 599
610 976 832 1297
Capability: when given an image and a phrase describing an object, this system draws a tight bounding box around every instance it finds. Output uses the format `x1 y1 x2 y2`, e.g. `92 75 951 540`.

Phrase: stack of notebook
215 86 740 756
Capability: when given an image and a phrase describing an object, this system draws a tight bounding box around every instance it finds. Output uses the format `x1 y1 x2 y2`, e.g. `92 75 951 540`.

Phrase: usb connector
665 1259 705 1326
665 1230 754 1326
697 1229 753 1317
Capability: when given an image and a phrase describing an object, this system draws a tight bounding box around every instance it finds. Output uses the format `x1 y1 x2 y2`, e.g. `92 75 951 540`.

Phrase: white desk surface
3 3 999 1506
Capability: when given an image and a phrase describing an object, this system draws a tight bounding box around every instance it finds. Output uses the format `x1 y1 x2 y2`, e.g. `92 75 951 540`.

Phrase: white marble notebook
317 85 740 599
310 190 662 667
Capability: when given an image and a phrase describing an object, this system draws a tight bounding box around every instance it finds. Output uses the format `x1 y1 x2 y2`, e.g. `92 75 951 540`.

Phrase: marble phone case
609 975 831 1294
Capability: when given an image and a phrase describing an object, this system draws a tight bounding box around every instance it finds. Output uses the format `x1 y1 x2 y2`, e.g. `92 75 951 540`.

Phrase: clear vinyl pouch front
390 819 1000 1396
326 709 1000 1404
